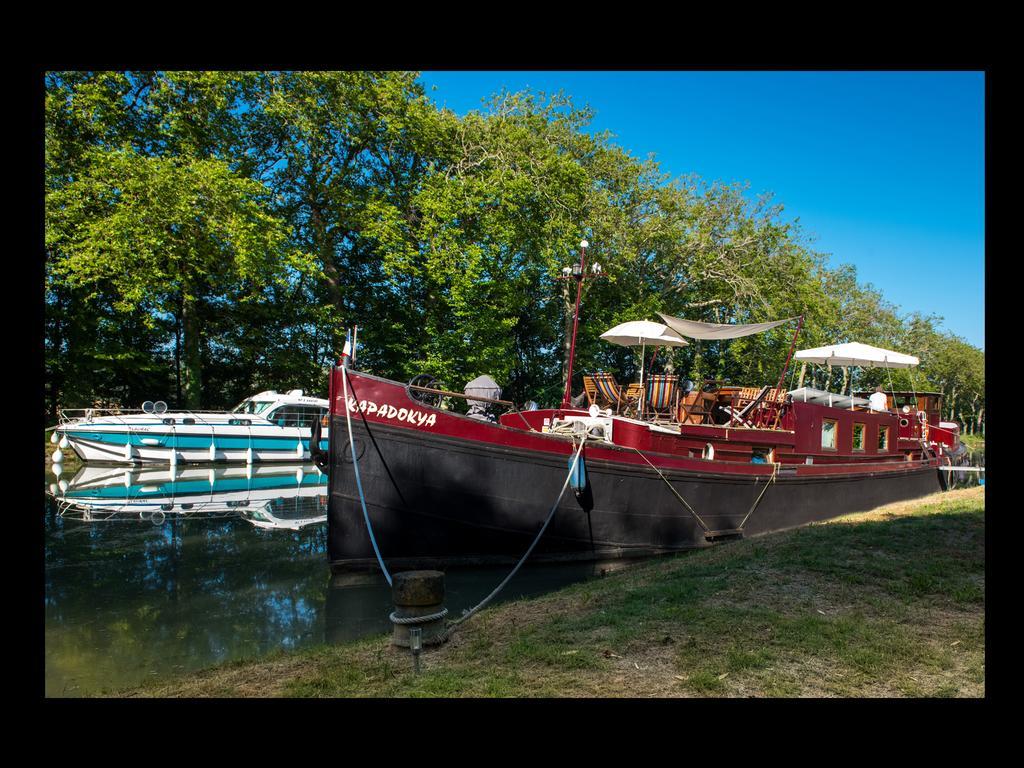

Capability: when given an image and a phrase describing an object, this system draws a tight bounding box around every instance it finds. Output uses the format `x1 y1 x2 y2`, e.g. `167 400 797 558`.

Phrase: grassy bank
117 486 985 698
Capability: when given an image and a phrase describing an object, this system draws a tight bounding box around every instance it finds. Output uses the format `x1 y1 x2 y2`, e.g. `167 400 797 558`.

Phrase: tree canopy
44 71 985 433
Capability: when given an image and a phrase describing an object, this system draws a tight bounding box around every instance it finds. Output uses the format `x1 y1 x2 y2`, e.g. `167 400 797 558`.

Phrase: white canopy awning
600 320 689 348
793 341 919 368
658 313 797 340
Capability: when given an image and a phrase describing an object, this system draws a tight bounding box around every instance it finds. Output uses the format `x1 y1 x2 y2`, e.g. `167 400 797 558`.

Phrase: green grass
113 487 985 698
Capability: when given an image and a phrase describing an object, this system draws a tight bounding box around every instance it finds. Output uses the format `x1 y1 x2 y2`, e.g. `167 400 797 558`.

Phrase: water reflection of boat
49 463 327 530
53 390 329 465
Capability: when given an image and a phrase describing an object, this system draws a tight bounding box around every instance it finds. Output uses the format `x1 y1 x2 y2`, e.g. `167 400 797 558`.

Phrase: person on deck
869 385 889 412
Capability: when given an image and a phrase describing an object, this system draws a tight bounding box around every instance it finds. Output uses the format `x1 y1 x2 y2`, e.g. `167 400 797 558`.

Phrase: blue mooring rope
341 366 393 586
342 362 587 638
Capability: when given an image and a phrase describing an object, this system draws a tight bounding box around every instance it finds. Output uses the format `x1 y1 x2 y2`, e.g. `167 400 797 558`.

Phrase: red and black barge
321 368 947 572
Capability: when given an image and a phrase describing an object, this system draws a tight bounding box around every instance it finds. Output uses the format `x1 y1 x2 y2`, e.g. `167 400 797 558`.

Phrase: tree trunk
841 366 850 395
181 294 203 409
174 298 182 405
797 362 807 389
691 340 703 382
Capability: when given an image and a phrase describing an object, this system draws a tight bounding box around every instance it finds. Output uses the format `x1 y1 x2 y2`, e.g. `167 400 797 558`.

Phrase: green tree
46 149 296 407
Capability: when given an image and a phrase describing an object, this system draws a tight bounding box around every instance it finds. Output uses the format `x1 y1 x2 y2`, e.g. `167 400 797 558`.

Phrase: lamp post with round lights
558 239 605 410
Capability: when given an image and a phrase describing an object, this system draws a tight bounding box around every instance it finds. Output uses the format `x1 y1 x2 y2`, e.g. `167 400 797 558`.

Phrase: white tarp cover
793 341 919 368
465 374 501 419
658 313 797 340
599 320 688 348
788 387 869 409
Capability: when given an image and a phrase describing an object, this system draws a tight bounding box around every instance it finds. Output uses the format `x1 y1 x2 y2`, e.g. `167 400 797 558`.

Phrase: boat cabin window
267 405 326 428
821 419 838 450
232 400 274 415
852 423 865 451
878 425 890 451
890 394 919 411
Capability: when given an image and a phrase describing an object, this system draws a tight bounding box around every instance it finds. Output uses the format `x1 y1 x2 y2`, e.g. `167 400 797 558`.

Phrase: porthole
899 418 909 427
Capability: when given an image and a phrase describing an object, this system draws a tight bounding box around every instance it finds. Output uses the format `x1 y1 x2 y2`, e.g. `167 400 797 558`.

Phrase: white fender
50 431 59 444
59 435 69 449
295 467 304 484
246 447 254 465
124 442 134 462
209 441 217 461
58 479 69 493
51 449 64 464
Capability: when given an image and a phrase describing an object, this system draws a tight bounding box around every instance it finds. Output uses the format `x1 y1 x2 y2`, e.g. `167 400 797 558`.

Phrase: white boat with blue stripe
54 390 329 465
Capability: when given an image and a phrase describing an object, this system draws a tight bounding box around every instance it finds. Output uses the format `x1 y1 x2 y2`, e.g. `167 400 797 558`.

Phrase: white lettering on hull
346 397 437 428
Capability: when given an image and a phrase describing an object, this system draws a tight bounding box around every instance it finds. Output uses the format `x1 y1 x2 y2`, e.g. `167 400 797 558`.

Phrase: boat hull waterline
61 424 329 464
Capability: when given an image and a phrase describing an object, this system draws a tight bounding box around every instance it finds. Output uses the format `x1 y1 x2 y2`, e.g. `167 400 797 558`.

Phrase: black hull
327 417 943 571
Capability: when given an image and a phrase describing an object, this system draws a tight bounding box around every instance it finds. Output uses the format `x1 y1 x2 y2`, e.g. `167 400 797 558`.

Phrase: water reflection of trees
45 494 330 695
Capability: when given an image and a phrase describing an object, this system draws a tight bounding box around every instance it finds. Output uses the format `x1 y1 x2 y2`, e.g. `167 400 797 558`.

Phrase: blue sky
419 71 985 349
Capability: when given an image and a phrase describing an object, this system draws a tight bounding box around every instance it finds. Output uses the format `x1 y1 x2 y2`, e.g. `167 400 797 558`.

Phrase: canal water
946 446 986 489
44 462 612 697
45 446 985 697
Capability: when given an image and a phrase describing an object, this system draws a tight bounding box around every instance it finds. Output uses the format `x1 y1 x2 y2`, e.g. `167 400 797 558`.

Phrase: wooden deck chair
623 383 644 418
584 372 626 413
678 386 714 424
720 385 768 427
645 374 679 423
737 387 762 408
737 385 771 421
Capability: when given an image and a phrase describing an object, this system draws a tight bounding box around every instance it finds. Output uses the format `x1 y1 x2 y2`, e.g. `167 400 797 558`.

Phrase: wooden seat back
585 372 625 412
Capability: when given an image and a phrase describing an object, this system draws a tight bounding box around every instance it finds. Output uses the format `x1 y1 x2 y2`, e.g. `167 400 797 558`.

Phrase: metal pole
774 314 804 394
561 241 588 409
340 327 352 369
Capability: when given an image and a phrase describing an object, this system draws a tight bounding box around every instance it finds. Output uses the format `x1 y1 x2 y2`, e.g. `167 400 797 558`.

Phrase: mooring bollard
390 570 448 648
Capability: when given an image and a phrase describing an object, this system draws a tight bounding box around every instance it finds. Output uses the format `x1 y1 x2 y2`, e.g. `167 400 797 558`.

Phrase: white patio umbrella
599 320 688 385
793 341 919 368
793 341 919 409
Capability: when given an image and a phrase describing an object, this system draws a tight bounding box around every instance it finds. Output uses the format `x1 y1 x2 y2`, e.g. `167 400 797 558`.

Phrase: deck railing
57 407 264 425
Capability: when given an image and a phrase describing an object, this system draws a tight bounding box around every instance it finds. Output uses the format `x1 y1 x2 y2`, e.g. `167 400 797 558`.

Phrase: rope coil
389 608 449 625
